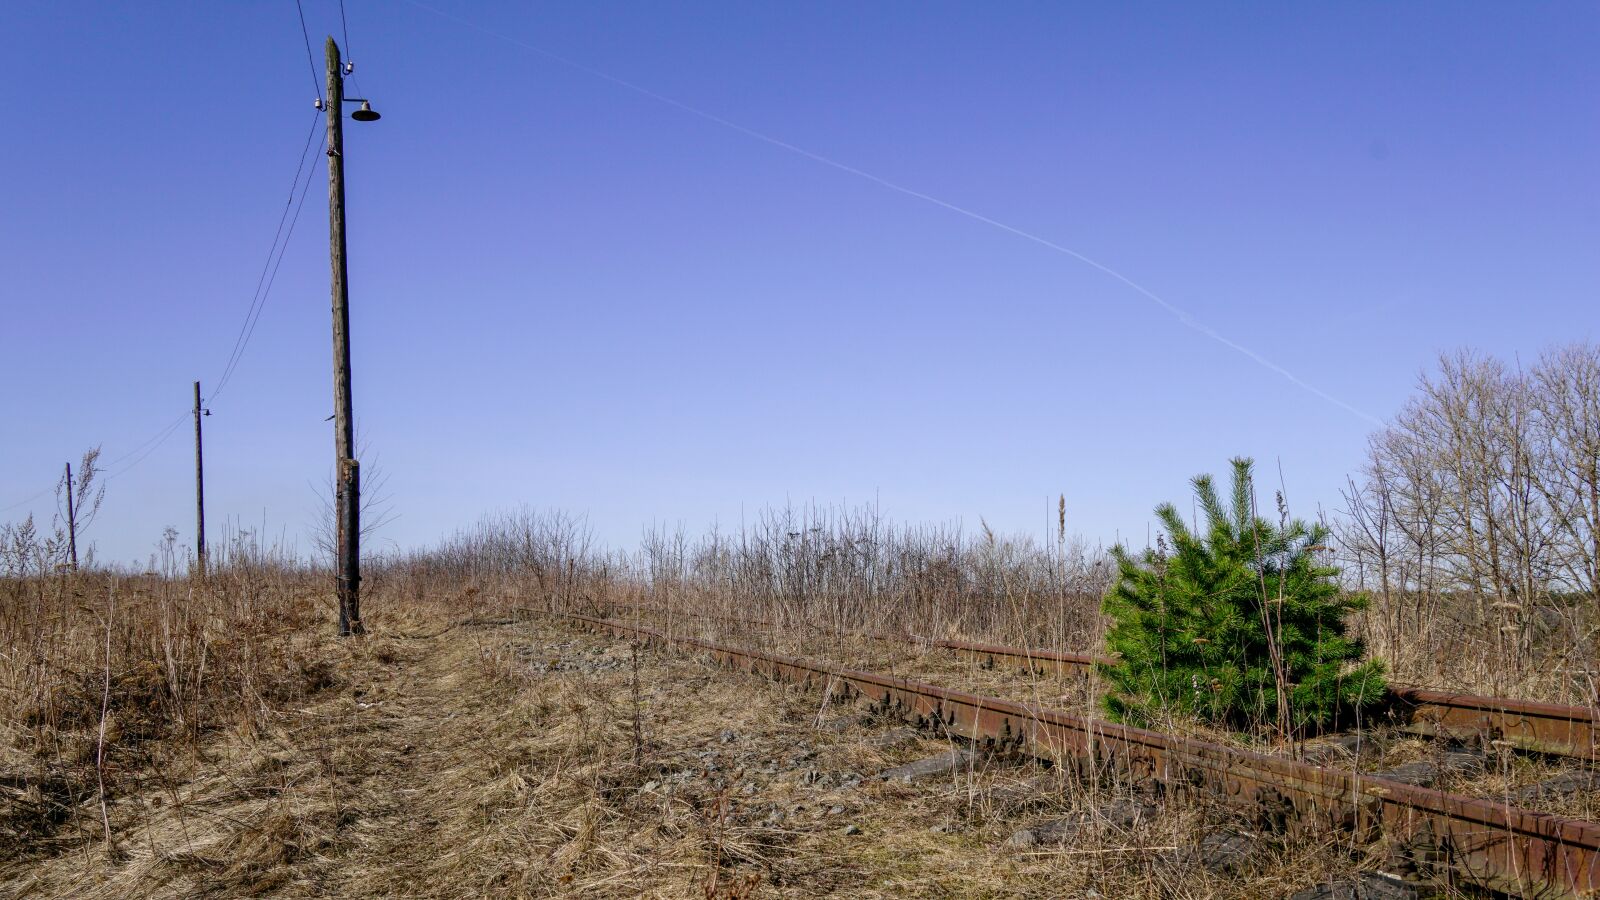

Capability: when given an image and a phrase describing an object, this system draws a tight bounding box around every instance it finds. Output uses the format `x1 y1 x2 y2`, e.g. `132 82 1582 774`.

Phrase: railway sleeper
877 749 976 784
1181 826 1260 875
1517 770 1600 805
553 611 1600 899
1369 747 1490 788
1003 796 1157 848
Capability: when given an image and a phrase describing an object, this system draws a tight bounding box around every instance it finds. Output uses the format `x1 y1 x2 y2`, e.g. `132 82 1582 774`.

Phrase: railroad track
604 603 1600 762
533 605 1600 898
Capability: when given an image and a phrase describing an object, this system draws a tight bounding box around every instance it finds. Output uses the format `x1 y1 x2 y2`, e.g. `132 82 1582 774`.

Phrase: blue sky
2 1 1596 566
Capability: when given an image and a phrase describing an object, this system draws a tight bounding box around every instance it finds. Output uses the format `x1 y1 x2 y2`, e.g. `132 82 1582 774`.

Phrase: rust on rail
547 608 1600 898
931 637 1600 761
606 603 1600 762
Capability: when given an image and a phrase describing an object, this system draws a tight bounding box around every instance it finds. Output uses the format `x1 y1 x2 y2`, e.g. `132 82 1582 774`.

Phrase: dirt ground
2 615 1411 898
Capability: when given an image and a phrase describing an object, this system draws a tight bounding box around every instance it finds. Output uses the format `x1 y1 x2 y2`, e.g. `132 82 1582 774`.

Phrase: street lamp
322 37 379 637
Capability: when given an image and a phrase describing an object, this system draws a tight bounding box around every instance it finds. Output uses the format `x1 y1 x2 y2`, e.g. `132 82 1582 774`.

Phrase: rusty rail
926 638 1600 762
608 603 1600 761
545 608 1600 898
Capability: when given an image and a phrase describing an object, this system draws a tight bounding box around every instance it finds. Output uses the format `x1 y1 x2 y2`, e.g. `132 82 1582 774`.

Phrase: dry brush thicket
2 342 1597 895
0 527 328 860
410 505 1113 653
1341 344 1600 702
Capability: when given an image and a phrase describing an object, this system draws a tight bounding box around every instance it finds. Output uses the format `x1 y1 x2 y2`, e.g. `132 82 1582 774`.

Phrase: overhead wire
103 413 192 482
211 111 326 402
90 104 326 501
294 0 324 103
2 12 339 518
100 409 194 472
0 408 192 514
338 0 354 62
0 485 56 516
220 134 324 397
337 0 367 105
401 0 1379 425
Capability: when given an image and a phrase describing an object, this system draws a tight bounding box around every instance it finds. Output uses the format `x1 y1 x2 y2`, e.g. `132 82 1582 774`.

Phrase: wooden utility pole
193 381 207 579
326 37 362 636
62 462 78 571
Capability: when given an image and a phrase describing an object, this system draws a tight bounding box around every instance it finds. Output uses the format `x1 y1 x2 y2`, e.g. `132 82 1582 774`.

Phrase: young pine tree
1099 458 1384 735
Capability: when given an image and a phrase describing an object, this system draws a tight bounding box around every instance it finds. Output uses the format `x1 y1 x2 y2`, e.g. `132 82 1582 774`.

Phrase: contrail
404 0 1380 425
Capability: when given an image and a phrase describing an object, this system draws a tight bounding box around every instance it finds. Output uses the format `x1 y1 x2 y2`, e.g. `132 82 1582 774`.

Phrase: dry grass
0 553 330 864
615 603 1600 817
3 504 1583 897
4 607 1398 898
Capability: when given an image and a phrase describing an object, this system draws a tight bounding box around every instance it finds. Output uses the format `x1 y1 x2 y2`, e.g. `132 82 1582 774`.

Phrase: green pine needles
1099 458 1385 736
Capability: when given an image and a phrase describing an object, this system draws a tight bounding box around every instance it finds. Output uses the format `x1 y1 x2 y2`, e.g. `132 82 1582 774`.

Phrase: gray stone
1372 761 1436 786
1371 749 1486 788
1090 798 1156 831
877 750 972 784
1005 799 1155 849
1182 827 1256 875
990 774 1058 815
1024 819 1081 846
870 728 921 750
842 824 862 836
1004 828 1040 849
820 717 854 734
1513 770 1600 805
1288 872 1419 900
1302 732 1370 765
790 767 833 787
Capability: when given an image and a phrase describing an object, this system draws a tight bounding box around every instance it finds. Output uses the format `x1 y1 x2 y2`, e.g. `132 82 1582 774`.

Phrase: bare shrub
1341 343 1600 701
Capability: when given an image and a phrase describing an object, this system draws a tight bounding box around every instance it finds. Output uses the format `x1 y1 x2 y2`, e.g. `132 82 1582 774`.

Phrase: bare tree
1341 343 1600 698
57 447 105 572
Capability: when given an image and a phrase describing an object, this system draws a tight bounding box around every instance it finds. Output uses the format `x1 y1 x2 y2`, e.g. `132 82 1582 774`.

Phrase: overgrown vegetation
0 526 326 862
1341 342 1600 698
1098 458 1385 736
4 342 1599 895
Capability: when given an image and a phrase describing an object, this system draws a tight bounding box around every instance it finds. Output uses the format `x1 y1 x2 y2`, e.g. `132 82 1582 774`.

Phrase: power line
0 485 55 516
101 410 193 472
5 51 328 514
402 0 1379 425
12 130 325 510
4 11 346 520
216 141 323 400
339 0 354 67
211 112 319 399
104 413 191 482
294 0 323 103
0 407 191 515
211 112 326 402
337 0 367 103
